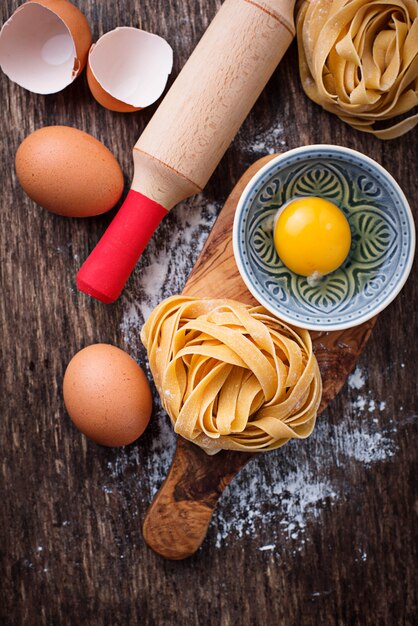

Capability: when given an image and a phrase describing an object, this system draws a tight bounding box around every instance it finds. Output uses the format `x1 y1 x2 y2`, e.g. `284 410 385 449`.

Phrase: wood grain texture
1 0 417 624
142 153 377 560
143 437 253 560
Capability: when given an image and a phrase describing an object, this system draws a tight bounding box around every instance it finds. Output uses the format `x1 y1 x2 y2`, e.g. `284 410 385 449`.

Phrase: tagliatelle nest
296 0 418 139
141 296 322 454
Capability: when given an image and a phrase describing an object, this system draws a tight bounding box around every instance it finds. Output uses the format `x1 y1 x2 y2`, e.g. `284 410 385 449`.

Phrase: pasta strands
141 296 322 454
297 0 418 138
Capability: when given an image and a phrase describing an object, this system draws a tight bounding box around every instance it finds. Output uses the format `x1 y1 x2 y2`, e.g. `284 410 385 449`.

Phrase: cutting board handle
143 436 252 559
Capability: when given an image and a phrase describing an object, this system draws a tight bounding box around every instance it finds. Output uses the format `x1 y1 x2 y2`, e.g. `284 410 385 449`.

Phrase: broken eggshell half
0 0 91 95
87 27 173 112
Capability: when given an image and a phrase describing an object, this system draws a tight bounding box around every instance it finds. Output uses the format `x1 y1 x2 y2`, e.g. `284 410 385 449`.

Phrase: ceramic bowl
233 145 415 331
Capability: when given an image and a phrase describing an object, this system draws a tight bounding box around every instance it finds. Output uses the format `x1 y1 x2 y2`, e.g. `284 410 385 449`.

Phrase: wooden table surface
1 1 417 624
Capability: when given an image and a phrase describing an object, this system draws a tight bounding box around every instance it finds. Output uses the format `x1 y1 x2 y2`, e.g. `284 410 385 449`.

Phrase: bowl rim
232 144 416 331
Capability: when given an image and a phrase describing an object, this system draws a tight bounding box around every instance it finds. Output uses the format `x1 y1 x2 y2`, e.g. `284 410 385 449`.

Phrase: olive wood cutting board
142 153 377 560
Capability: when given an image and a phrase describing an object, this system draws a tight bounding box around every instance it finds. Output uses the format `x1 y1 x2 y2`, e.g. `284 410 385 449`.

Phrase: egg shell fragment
15 126 124 217
87 27 173 112
0 0 91 94
63 344 153 447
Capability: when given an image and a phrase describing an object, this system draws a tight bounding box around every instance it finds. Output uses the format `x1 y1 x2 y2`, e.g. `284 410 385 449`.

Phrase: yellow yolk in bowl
273 197 351 277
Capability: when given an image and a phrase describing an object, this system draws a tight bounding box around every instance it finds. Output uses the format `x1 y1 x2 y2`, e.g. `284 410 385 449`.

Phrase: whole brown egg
16 126 124 217
63 344 152 446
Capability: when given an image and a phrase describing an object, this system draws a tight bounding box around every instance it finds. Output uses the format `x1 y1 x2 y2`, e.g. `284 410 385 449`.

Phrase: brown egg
63 344 152 446
16 126 124 217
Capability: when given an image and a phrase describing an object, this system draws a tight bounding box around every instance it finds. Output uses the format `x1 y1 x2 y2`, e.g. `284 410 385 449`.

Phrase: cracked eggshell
0 0 91 94
87 27 173 112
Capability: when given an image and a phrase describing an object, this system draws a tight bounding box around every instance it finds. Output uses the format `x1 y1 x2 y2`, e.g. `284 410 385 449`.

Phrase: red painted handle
76 190 168 303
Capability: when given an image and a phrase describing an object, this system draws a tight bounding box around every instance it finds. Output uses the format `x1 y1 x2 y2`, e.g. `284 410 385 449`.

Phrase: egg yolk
273 197 351 277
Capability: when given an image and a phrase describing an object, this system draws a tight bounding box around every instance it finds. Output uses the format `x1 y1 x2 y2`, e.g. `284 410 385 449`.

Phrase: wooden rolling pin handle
142 436 252 560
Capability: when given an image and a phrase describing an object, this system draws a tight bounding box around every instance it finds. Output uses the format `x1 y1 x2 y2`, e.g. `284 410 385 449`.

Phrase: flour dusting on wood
211 381 397 549
348 366 366 390
213 461 337 549
236 122 286 156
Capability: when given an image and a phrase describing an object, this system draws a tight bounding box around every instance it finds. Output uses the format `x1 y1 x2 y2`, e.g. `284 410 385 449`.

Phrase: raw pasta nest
296 0 418 139
141 296 322 453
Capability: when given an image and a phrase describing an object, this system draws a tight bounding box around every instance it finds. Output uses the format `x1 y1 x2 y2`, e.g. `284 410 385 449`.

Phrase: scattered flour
145 409 177 499
351 395 381 415
352 396 367 412
136 261 169 321
332 424 397 466
236 123 286 156
119 302 143 350
348 366 367 390
347 367 392 419
212 406 398 548
214 462 337 549
368 399 376 412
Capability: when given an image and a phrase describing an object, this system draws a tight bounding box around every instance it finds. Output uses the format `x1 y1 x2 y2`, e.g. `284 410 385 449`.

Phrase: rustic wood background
1 1 417 624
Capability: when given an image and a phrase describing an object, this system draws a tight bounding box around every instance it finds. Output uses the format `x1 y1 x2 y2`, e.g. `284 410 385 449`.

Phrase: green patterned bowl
233 145 415 331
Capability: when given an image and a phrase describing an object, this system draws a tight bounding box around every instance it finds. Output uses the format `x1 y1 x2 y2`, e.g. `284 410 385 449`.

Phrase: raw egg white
274 197 351 277
63 344 152 447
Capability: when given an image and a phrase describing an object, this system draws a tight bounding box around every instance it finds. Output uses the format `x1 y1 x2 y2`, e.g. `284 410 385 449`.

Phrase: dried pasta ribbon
296 0 418 139
141 296 322 454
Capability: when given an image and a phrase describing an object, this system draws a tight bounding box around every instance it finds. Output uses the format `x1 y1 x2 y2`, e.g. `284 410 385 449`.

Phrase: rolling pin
76 0 296 303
